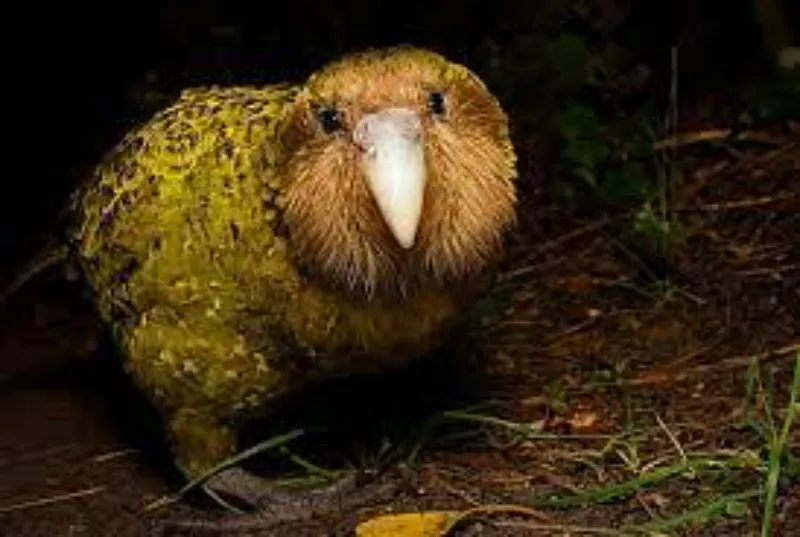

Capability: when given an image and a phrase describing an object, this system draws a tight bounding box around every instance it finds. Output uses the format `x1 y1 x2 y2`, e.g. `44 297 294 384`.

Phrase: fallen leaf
356 511 461 537
566 411 600 430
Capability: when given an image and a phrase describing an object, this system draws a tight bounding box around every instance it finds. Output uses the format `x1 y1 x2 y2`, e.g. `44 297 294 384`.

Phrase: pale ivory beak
353 108 425 249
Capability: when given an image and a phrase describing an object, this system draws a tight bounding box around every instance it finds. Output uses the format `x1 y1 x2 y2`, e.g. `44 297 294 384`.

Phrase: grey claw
203 466 360 521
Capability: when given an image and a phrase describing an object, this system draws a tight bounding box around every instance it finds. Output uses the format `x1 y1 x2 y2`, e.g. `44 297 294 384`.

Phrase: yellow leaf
355 510 462 537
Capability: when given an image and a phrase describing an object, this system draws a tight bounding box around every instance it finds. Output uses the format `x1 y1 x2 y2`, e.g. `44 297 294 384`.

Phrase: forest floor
0 90 797 536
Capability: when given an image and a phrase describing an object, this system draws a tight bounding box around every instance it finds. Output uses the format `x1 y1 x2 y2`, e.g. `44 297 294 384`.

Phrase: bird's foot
162 465 417 533
205 466 360 518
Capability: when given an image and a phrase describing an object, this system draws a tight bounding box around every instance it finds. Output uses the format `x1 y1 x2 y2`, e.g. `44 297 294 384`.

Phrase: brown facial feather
277 47 517 299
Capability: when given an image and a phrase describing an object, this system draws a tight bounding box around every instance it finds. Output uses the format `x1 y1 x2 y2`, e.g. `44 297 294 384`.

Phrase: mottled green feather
70 83 464 475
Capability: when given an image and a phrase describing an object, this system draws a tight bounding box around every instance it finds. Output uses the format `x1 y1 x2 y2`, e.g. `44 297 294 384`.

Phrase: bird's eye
428 91 446 116
316 107 343 134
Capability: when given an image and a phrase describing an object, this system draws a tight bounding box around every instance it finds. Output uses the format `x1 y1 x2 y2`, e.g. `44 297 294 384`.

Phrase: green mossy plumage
69 48 516 477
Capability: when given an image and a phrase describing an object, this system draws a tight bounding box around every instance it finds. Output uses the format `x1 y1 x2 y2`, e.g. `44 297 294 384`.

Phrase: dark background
4 0 794 275
0 3 797 534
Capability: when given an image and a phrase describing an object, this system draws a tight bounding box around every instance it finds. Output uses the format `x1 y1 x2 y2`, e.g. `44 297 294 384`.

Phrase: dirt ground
0 111 797 535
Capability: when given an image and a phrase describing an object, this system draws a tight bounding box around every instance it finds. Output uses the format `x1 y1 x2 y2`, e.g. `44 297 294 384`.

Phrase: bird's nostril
353 131 372 153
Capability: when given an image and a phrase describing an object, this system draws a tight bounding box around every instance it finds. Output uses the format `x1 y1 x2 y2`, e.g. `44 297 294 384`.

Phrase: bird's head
278 46 517 298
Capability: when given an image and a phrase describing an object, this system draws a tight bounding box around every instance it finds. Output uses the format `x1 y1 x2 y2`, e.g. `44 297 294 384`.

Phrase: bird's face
278 47 517 298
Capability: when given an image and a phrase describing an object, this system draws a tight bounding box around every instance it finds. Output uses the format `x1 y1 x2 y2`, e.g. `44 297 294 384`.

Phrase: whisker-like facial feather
278 47 517 300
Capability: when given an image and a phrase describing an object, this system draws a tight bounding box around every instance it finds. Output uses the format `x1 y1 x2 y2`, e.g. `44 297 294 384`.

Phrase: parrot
67 45 518 511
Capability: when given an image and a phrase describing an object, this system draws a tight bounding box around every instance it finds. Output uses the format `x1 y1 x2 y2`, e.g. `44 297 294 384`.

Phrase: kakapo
68 46 518 506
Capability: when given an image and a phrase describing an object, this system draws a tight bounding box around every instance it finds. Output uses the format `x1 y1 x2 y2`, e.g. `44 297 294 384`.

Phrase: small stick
684 193 797 212
0 245 70 305
653 129 732 151
0 486 106 514
631 342 800 385
440 504 552 536
736 263 800 277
